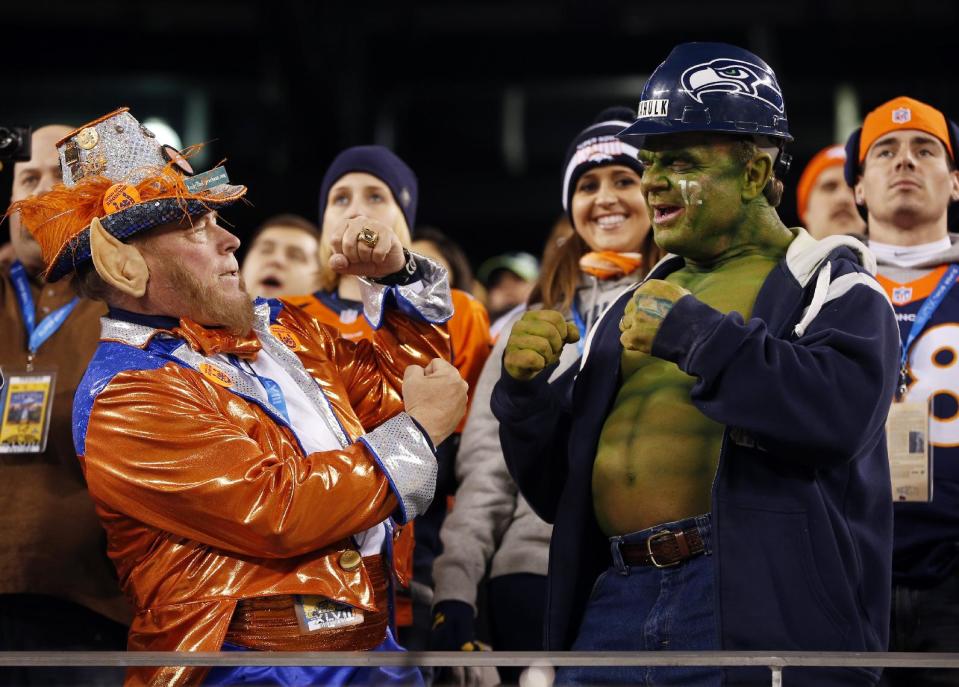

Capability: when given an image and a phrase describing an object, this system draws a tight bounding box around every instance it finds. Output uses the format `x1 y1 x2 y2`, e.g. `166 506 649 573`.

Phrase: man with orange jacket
12 108 467 686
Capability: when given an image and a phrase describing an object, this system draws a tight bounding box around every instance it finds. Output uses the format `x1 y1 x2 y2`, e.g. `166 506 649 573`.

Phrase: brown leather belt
618 526 706 568
226 554 388 651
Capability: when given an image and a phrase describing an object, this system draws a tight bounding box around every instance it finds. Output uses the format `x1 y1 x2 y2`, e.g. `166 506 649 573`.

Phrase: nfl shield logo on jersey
892 286 913 305
892 108 912 124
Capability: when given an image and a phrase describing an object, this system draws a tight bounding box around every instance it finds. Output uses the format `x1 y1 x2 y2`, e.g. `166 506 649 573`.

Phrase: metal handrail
3 651 959 686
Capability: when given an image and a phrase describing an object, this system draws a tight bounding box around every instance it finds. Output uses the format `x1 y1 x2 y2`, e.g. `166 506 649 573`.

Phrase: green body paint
591 134 794 536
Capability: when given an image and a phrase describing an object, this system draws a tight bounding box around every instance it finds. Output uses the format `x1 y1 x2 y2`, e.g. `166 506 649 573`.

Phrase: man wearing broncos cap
493 43 899 686
844 96 959 687
10 108 468 686
796 144 866 239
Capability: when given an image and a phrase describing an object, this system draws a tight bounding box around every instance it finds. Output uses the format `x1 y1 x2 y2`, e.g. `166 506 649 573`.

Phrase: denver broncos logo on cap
680 58 785 114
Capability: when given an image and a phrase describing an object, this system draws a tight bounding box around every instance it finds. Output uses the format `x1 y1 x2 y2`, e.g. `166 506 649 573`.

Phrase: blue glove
430 599 477 651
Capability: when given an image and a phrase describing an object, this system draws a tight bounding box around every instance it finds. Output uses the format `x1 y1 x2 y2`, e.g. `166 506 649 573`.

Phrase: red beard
155 255 255 335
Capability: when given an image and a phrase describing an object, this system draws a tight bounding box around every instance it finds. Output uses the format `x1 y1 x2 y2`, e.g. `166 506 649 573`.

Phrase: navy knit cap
318 145 418 232
562 107 643 218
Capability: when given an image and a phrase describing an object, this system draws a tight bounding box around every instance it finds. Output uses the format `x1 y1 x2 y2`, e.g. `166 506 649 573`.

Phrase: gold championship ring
357 226 379 248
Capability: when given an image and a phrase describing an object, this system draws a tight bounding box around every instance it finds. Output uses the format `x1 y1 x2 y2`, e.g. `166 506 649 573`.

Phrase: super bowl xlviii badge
295 595 364 633
0 367 57 454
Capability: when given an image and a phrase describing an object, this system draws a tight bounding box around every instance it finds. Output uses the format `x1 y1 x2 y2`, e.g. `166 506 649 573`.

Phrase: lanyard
898 263 959 396
10 260 79 364
230 355 291 424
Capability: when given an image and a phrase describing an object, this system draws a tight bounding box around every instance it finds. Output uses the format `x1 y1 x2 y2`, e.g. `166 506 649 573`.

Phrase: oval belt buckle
647 530 681 568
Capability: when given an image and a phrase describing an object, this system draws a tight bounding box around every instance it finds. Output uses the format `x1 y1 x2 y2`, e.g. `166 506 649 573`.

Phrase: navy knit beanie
562 107 643 217
318 145 418 232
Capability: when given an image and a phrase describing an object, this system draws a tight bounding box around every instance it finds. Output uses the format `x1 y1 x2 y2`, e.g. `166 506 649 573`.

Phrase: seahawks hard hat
618 42 793 147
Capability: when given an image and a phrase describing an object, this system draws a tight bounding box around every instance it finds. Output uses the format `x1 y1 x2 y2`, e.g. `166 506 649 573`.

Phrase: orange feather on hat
8 148 225 280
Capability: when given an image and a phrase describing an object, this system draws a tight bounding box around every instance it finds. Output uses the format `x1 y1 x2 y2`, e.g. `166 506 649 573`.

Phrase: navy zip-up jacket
492 230 901 686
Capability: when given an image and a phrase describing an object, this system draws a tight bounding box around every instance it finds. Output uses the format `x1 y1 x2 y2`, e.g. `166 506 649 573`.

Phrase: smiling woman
529 106 660 315
570 165 650 255
429 107 659 683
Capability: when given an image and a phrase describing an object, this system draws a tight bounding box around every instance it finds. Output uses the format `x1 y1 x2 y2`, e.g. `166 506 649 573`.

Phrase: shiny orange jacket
290 287 491 623
73 294 452 685
291 288 491 430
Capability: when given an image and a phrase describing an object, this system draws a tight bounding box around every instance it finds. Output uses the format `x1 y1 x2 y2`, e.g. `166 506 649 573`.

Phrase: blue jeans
558 514 720 687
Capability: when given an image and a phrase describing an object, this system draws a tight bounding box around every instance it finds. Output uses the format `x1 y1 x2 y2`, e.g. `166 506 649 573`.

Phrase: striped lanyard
898 263 959 398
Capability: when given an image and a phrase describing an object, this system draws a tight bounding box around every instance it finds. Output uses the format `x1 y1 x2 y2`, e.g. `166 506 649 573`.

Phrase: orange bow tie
172 318 261 360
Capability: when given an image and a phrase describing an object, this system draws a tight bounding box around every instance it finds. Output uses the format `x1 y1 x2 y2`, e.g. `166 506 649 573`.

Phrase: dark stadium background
4 0 957 267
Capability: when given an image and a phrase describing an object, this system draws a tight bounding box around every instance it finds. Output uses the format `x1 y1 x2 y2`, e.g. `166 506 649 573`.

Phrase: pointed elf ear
90 217 149 298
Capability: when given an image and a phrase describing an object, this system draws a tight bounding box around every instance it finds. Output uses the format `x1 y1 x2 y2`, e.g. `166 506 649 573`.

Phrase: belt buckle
646 530 681 568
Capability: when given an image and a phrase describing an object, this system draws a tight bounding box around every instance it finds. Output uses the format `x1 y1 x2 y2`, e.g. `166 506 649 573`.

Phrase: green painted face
639 133 752 264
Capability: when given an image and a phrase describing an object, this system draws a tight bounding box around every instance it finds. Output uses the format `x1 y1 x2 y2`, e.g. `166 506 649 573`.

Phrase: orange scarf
578 251 644 280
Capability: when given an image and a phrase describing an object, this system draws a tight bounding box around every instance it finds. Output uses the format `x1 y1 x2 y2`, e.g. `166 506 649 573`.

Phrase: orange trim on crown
56 107 131 147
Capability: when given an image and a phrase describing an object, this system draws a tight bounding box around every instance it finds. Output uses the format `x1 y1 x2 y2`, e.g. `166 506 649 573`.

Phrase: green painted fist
619 279 691 354
503 310 580 381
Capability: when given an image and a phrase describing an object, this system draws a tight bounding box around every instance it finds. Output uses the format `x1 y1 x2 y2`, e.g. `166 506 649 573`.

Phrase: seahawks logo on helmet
680 58 785 113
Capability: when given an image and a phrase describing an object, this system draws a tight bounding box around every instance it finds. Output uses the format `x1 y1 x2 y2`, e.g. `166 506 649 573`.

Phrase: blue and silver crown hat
17 107 246 282
618 42 793 146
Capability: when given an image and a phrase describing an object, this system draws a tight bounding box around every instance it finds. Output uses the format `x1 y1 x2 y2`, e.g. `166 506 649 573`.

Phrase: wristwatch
373 249 420 286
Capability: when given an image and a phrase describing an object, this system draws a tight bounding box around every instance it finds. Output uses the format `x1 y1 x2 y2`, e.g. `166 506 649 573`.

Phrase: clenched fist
403 358 469 446
619 279 691 354
503 310 580 381
326 215 407 278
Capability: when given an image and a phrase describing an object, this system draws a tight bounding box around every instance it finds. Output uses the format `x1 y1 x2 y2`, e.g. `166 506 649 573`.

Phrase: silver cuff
359 412 437 523
358 254 453 329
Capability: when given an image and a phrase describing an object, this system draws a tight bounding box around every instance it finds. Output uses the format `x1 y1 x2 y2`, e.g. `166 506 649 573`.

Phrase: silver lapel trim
167 344 273 412
99 317 161 347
